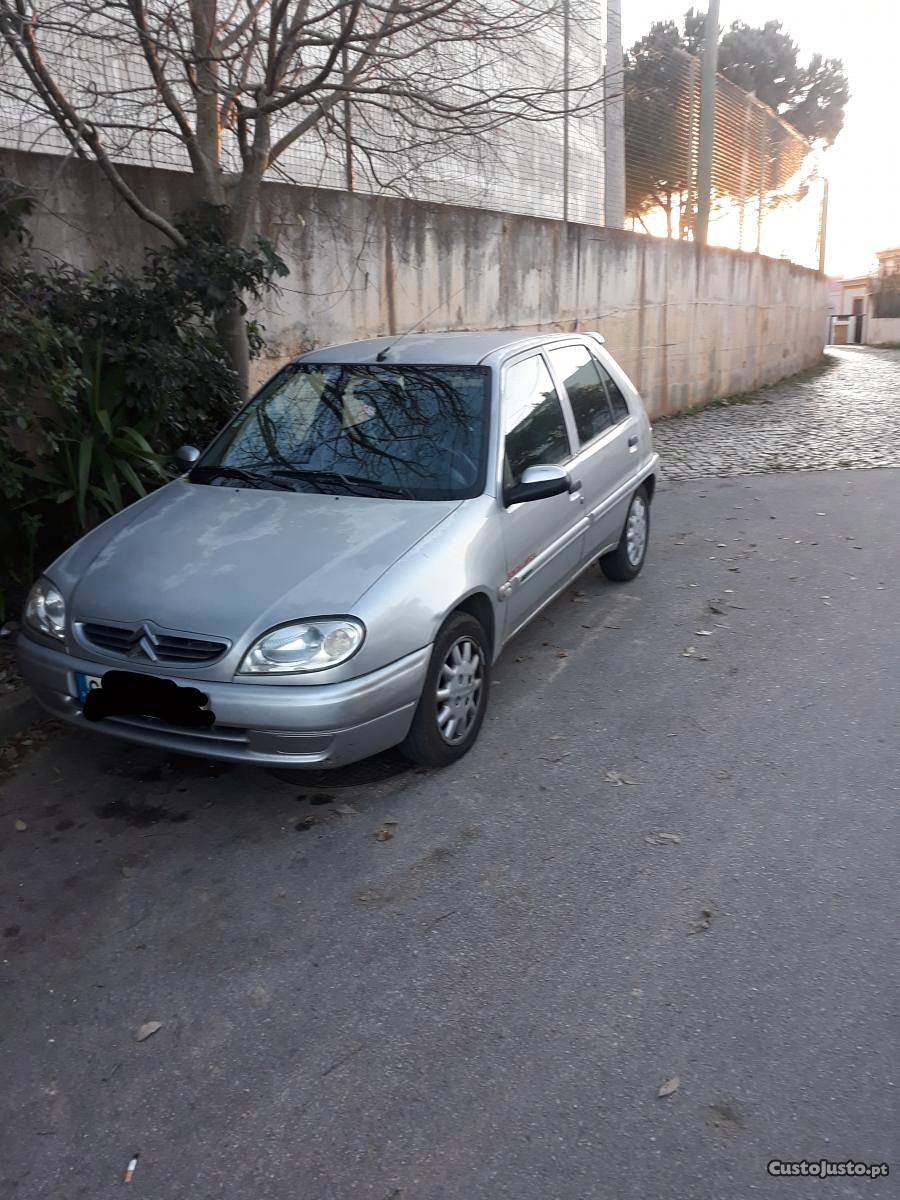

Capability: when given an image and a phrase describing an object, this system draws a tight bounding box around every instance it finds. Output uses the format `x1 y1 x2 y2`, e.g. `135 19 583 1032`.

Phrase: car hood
58 479 461 641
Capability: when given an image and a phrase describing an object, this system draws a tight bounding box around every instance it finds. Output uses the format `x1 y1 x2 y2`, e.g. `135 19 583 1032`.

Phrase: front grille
79 621 229 666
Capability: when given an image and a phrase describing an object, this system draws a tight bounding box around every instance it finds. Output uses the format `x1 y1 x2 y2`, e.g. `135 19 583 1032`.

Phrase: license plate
78 669 215 729
75 672 103 703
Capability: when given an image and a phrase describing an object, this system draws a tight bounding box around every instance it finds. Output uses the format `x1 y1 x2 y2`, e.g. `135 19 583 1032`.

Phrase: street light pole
694 0 719 246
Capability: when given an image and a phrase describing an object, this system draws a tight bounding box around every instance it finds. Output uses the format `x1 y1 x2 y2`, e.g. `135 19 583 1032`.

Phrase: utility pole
694 0 719 245
603 0 626 229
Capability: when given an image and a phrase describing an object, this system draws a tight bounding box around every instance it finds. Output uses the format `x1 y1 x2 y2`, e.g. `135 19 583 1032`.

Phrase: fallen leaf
657 1076 680 1098
708 602 726 615
695 630 713 636
374 827 394 842
682 645 696 657
295 816 316 832
688 906 715 935
382 817 399 826
604 770 636 786
727 566 740 572
645 832 681 846
135 1021 162 1042
14 819 27 831
556 650 569 658
334 803 358 816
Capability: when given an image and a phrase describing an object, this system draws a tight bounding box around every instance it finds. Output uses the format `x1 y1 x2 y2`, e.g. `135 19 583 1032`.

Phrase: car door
546 341 639 558
499 351 588 640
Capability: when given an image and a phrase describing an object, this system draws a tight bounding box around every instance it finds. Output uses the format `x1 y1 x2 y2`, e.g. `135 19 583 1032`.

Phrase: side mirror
504 464 571 506
174 445 201 471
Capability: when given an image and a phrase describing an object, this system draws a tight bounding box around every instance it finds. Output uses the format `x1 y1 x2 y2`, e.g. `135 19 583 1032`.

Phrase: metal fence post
817 177 829 274
562 0 570 225
342 45 354 193
755 117 766 252
603 0 626 229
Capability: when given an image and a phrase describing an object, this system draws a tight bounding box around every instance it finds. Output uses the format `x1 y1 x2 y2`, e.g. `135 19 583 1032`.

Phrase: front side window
503 355 571 485
193 363 490 500
548 344 613 445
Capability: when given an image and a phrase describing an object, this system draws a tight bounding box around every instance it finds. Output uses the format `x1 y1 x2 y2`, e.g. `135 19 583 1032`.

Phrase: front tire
600 485 650 582
399 612 491 768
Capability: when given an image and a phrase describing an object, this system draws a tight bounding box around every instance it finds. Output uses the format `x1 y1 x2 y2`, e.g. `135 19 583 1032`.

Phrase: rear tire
600 485 650 582
399 612 491 768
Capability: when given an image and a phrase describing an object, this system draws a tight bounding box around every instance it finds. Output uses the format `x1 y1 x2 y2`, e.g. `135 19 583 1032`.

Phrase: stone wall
3 150 827 417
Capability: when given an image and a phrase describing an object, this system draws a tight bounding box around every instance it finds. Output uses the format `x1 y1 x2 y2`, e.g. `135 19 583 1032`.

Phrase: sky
620 0 900 277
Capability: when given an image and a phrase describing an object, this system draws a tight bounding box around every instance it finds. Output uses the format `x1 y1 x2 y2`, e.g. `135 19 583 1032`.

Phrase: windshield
193 363 491 501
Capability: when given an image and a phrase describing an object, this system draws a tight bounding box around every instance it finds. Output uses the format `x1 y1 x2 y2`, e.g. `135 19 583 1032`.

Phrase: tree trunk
216 300 251 398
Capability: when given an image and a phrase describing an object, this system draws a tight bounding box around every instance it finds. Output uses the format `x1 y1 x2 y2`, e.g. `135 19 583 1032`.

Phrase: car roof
295 330 603 367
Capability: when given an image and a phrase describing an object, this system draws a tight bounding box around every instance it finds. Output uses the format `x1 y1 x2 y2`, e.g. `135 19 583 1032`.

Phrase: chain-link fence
0 2 606 226
623 43 824 269
0 9 823 268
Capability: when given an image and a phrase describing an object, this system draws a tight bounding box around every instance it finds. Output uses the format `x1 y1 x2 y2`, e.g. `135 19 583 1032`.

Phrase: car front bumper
16 633 430 768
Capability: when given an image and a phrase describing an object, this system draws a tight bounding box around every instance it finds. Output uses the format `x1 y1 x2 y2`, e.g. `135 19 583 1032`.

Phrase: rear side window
503 355 571 484
597 361 631 422
548 344 613 444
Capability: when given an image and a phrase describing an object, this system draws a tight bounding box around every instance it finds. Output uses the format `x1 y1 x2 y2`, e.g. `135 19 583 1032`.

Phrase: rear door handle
628 435 639 452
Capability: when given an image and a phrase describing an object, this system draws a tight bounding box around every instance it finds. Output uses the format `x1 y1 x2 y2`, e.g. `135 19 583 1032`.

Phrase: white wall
867 318 900 346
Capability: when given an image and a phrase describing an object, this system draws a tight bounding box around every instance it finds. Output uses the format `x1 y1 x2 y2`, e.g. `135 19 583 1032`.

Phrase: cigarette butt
123 1155 139 1183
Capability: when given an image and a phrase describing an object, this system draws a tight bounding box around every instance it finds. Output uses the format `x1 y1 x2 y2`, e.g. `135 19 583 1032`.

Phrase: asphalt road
1 468 897 1199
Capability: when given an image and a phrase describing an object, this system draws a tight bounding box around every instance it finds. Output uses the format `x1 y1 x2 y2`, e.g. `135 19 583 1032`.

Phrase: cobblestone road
654 345 900 479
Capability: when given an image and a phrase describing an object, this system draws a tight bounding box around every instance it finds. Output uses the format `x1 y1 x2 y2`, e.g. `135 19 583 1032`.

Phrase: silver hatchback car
18 331 658 769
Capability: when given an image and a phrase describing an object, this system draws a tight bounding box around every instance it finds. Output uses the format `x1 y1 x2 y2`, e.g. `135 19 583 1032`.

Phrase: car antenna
375 283 468 363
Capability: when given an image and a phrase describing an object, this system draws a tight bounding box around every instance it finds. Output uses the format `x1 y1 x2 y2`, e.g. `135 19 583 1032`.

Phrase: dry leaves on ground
645 832 681 846
374 818 399 842
688 907 715 935
604 771 637 786
135 1021 162 1042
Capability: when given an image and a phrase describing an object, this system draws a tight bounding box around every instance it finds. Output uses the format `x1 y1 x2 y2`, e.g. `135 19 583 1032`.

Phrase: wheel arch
445 590 497 661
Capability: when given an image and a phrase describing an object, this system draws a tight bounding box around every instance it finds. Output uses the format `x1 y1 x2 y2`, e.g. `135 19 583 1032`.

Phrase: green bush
0 187 287 620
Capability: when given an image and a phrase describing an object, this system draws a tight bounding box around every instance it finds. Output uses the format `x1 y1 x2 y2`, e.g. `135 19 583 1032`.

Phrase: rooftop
296 329 601 366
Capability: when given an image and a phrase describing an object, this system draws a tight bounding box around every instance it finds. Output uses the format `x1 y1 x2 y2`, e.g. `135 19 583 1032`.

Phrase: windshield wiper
268 467 414 500
189 464 293 492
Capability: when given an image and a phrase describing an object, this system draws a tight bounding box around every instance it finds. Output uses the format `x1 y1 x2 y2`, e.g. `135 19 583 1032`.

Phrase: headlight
238 617 365 674
24 577 67 641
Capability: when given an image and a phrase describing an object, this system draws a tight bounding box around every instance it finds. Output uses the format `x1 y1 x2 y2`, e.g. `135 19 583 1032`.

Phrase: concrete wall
3 150 827 417
867 318 900 346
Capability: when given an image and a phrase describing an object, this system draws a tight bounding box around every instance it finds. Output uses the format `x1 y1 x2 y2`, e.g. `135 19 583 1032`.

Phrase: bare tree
0 0 604 392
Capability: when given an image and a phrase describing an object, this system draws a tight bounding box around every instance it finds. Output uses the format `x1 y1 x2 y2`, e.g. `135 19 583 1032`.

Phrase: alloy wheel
626 495 648 567
435 636 484 744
